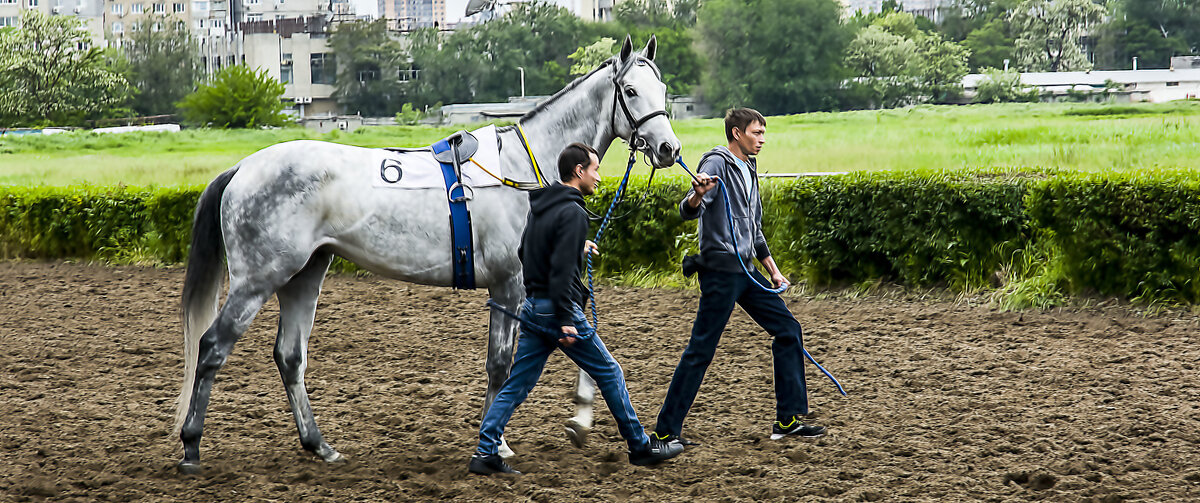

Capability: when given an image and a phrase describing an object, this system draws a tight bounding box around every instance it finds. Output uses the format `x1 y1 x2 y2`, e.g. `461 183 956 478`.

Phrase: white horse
173 35 681 473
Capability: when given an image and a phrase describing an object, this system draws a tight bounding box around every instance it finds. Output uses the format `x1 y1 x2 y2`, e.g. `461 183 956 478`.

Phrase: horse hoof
323 452 346 464
565 419 590 448
177 461 202 475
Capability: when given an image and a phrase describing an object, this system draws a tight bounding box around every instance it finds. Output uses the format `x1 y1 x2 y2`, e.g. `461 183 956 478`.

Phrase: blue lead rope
584 149 639 331
676 157 847 397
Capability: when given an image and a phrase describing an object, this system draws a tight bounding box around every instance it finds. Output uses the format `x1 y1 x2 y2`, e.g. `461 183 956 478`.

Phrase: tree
329 18 410 116
0 11 132 127
176 65 288 128
698 0 853 114
1010 0 1104 72
963 19 1014 71
974 67 1038 102
569 38 618 75
125 15 203 117
844 12 970 108
1093 0 1198 70
845 25 922 108
608 0 703 95
406 1 589 107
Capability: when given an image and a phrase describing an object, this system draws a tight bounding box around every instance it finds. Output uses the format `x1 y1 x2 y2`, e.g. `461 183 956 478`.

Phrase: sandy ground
1 261 1199 502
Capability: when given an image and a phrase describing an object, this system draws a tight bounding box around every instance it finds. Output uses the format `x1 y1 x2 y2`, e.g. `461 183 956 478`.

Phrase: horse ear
620 34 633 62
643 34 657 61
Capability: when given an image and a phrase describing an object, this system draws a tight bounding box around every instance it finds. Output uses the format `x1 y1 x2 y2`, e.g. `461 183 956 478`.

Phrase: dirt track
1 261 1199 502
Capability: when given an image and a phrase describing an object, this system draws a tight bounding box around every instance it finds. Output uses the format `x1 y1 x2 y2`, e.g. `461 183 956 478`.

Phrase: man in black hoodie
469 142 684 475
651 108 827 447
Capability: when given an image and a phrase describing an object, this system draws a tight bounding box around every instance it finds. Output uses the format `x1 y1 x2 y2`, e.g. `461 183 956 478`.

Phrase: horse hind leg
273 251 343 463
179 282 274 473
485 274 522 458
566 370 596 448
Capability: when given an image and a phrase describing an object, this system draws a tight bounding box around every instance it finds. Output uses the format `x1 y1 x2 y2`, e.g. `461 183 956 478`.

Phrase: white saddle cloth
371 125 503 190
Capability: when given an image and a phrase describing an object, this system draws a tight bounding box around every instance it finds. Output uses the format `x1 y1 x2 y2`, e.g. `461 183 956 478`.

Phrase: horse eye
624 88 638 97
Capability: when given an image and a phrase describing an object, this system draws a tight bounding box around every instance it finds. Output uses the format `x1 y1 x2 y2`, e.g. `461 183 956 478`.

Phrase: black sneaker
629 437 685 466
771 414 826 440
468 454 520 475
650 431 701 447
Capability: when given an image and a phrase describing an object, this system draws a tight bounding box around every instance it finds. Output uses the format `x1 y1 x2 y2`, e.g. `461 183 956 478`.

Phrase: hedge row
4 169 1200 305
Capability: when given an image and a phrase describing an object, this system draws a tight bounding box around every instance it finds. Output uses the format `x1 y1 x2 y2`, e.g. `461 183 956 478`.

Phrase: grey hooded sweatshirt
679 146 771 272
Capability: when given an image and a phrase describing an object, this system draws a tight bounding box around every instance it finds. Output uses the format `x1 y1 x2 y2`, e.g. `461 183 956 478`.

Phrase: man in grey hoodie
652 108 827 446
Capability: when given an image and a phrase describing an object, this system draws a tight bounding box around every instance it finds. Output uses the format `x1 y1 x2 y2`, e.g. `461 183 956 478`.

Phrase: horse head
609 35 681 169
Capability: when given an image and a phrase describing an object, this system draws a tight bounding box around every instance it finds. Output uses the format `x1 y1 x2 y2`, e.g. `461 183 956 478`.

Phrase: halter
609 56 669 151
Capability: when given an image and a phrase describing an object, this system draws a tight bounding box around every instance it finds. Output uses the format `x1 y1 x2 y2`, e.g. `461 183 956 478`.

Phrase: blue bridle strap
676 157 847 397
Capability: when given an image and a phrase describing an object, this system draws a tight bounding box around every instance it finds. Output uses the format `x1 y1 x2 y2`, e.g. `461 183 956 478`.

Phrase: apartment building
378 0 443 31
0 0 105 46
242 15 337 117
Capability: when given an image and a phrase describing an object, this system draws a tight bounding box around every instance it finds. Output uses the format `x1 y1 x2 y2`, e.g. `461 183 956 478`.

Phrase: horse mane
515 54 661 124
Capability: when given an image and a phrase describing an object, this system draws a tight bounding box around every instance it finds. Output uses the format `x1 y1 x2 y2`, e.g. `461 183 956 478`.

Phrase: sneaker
650 431 701 447
771 414 826 440
468 454 520 475
629 437 685 466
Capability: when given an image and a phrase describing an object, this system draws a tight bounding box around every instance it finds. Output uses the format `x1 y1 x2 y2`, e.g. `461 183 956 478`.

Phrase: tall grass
4 101 1200 187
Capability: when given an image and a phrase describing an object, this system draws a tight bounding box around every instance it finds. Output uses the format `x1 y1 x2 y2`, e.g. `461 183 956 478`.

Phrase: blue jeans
654 268 810 436
476 297 651 456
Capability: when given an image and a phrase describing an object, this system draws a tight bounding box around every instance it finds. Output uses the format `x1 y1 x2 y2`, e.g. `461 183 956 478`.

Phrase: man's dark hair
725 108 766 142
558 142 598 181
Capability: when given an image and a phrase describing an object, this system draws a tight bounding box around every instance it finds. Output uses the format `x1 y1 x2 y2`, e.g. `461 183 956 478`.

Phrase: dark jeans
476 297 650 456
654 268 810 436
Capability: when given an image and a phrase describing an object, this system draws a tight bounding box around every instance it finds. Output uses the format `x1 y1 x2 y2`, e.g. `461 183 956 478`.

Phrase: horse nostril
659 141 676 158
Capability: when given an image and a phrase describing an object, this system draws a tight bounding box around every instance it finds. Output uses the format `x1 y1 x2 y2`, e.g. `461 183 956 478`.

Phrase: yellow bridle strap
516 123 547 188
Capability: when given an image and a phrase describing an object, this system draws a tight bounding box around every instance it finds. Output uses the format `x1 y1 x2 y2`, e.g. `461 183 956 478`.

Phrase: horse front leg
566 370 596 448
485 274 522 458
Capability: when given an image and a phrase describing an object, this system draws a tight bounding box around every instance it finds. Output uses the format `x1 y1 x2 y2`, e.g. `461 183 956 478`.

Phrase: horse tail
174 167 239 436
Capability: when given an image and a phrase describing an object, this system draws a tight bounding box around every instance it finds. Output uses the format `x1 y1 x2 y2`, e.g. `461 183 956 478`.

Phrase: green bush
1027 170 1200 303
766 170 1036 289
0 186 197 261
177 65 289 128
5 168 1200 307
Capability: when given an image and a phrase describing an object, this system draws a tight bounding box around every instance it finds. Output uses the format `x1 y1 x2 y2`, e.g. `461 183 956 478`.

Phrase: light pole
1003 59 1010 72
517 66 525 99
1132 56 1138 71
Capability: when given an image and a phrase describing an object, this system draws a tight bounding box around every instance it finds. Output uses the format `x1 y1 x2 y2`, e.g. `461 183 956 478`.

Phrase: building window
112 21 123 33
111 3 122 14
153 2 164 12
1166 81 1180 87
173 2 183 11
281 53 292 84
132 3 143 13
247 12 262 20
0 16 18 26
311 53 335 85
130 21 140 31
0 0 15 5
245 0 258 4
213 18 223 27
398 66 418 82
195 19 203 28
28 0 37 7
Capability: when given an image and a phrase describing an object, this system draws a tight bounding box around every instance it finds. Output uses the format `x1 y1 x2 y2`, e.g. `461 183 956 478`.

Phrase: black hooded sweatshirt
519 182 589 326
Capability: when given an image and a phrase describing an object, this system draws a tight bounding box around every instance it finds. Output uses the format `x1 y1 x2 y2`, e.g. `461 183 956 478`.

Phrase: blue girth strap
432 138 476 290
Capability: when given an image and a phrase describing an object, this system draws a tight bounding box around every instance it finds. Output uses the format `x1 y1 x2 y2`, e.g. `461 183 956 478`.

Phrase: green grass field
3 101 1200 187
